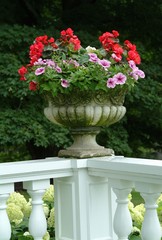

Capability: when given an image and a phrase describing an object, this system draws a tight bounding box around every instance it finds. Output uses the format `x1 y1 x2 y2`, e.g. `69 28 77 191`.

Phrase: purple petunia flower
113 73 127 85
107 77 116 88
61 79 70 88
35 67 45 75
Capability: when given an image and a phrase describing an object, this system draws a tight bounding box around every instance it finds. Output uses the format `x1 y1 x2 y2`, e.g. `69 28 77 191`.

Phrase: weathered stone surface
44 90 126 158
58 148 114 159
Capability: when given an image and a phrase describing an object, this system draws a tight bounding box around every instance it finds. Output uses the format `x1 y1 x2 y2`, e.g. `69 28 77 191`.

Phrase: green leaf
129 236 142 240
78 54 89 64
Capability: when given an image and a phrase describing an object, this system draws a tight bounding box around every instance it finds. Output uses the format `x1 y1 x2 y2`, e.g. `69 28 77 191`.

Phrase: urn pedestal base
58 127 114 159
58 148 114 159
44 90 126 159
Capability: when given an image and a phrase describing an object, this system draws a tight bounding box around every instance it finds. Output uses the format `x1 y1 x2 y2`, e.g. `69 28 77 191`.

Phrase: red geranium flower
124 40 136 51
112 30 119 38
35 35 48 45
29 81 38 91
18 66 28 76
127 50 141 65
112 43 123 55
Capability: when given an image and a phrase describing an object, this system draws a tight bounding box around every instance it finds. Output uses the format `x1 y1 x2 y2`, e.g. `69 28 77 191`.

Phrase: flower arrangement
18 28 145 97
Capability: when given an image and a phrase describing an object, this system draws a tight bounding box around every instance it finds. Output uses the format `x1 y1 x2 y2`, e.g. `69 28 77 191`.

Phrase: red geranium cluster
29 35 57 66
18 28 81 86
99 30 141 64
99 30 123 62
124 40 141 64
60 28 81 51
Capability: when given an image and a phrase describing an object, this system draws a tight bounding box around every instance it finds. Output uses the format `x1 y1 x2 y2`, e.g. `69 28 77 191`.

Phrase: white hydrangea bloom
43 231 50 240
43 185 54 203
7 191 32 219
7 203 24 225
128 193 132 201
7 192 28 211
128 200 134 211
131 226 141 234
48 207 55 228
23 231 50 240
23 200 32 218
43 203 50 217
23 231 30 236
134 203 145 216
130 203 145 229
157 194 162 204
86 46 97 53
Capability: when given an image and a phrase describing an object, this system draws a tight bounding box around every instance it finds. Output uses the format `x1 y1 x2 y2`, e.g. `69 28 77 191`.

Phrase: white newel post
110 179 133 240
135 182 162 240
23 179 50 240
54 159 114 240
0 183 14 240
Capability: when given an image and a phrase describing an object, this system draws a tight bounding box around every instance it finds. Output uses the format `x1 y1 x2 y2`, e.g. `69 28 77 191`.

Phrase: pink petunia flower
88 53 99 63
98 59 111 69
135 69 145 78
130 72 139 80
46 59 56 67
107 77 116 88
61 79 70 88
55 66 62 73
111 53 122 62
35 67 45 75
69 59 80 67
130 68 145 80
128 60 136 69
34 58 46 65
113 73 127 85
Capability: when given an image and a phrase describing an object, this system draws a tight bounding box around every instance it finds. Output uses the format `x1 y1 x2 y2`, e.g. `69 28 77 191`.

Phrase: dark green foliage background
0 0 162 161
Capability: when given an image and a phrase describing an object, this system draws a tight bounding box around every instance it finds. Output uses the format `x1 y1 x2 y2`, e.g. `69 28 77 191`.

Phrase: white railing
0 156 162 240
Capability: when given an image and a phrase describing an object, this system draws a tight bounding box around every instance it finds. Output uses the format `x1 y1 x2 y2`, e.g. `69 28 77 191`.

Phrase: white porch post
54 159 114 240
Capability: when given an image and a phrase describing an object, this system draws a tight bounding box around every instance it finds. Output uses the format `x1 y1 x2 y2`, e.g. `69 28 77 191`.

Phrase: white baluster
110 179 133 240
28 189 47 240
24 180 50 240
141 192 161 240
0 194 12 240
0 183 14 240
136 182 162 240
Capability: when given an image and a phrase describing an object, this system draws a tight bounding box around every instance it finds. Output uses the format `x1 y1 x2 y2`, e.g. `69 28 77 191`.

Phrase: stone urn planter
44 90 126 158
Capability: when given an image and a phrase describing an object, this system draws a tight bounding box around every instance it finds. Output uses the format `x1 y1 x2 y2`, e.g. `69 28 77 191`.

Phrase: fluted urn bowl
44 90 126 158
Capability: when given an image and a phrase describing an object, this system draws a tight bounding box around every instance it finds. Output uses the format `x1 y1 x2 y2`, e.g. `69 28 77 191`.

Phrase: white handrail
0 156 162 240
